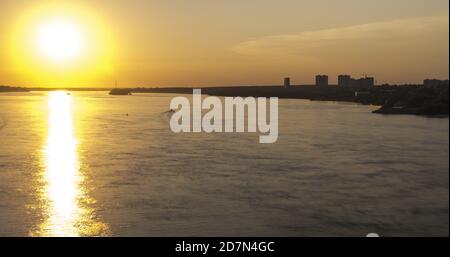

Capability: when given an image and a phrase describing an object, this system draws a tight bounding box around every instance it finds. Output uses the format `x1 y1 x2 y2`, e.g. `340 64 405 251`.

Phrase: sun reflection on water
33 91 108 236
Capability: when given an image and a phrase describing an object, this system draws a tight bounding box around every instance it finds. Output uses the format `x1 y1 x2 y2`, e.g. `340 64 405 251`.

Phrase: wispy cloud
232 16 449 60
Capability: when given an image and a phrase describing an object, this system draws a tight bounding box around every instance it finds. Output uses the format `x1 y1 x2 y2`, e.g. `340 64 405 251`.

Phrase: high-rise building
354 77 374 88
315 75 328 87
284 77 291 88
338 75 375 88
338 75 351 87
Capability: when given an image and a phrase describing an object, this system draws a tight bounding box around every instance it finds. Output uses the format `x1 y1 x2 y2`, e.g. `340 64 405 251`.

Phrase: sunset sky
0 0 448 87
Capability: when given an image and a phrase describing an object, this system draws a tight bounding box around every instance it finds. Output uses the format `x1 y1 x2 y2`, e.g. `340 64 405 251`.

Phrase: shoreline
1 85 448 117
131 85 449 117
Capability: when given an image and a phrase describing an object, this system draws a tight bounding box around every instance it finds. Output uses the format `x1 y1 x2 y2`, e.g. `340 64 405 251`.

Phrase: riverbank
132 85 449 116
1 85 448 116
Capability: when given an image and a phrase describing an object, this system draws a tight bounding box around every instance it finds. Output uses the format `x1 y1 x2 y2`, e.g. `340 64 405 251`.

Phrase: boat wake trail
160 110 175 123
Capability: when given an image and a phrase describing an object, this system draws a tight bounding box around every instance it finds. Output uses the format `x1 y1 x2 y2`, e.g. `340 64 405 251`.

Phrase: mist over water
0 91 448 236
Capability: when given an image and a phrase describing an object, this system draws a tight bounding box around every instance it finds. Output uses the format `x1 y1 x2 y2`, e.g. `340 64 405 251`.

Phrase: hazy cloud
232 16 449 60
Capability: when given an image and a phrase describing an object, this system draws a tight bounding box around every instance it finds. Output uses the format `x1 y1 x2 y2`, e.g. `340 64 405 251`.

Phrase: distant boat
109 80 131 95
109 88 132 95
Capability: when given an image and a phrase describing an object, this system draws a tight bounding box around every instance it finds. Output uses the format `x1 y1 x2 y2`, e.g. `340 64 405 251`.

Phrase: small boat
109 80 131 95
109 88 132 95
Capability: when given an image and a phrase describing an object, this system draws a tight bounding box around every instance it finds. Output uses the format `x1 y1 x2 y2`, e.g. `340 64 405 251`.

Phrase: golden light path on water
33 91 108 236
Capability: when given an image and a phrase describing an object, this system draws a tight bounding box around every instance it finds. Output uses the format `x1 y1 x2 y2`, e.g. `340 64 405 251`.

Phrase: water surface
0 91 448 236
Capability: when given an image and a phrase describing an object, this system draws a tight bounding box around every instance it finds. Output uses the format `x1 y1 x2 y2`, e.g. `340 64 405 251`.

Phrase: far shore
1 84 448 116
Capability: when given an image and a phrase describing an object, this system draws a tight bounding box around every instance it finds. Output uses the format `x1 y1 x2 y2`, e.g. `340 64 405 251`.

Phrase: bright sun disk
37 21 84 61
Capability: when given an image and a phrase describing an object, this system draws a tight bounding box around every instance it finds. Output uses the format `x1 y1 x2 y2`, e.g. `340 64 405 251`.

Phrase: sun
37 20 84 61
8 3 117 87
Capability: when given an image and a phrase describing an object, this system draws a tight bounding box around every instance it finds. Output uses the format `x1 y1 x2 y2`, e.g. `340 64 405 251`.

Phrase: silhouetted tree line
0 86 29 92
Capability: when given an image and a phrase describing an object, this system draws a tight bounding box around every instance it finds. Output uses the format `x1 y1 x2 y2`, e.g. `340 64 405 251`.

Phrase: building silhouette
354 77 374 88
315 75 328 87
424 79 449 88
338 75 351 87
337 75 374 88
284 77 291 88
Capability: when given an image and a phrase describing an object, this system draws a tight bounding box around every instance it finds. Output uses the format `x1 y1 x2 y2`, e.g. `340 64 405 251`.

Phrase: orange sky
0 0 448 87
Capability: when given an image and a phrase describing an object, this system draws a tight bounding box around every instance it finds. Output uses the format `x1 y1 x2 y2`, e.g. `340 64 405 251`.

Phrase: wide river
0 91 448 236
